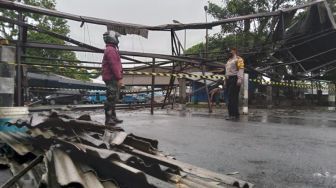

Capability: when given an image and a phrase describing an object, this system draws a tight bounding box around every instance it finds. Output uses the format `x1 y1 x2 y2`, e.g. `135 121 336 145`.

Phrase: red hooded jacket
102 44 123 81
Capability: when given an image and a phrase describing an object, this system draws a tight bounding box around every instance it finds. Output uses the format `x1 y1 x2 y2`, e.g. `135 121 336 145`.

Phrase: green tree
0 0 91 80
187 0 336 81
186 0 303 64
206 0 303 51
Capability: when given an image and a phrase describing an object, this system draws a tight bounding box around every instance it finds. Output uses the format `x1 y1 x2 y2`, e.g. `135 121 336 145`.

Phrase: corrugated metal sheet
0 111 253 188
43 149 120 188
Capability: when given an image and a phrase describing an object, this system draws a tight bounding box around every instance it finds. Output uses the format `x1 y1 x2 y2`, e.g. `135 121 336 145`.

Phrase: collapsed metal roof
0 111 253 188
0 0 149 38
1 0 334 79
269 0 336 79
0 0 328 34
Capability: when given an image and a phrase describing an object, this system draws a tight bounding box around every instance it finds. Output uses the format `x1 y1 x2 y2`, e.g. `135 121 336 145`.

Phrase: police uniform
225 55 244 118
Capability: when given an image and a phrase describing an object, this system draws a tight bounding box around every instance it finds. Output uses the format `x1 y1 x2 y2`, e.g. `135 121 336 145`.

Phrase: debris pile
0 111 253 188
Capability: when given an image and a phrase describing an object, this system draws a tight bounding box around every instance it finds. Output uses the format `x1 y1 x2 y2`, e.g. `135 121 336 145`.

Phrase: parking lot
83 108 336 188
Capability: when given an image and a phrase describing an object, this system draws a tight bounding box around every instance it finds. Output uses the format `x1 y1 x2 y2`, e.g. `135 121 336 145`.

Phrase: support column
16 3 24 106
266 85 273 109
0 46 16 107
178 78 186 110
242 73 249 115
317 82 322 106
201 65 212 113
162 30 176 109
310 81 314 105
151 58 155 115
328 83 335 111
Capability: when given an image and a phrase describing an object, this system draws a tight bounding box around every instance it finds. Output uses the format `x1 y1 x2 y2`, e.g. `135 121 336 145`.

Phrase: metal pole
151 58 155 115
328 82 335 111
311 80 314 104
162 30 177 109
16 0 23 106
204 6 209 60
242 73 249 114
201 64 212 113
266 84 272 109
178 78 187 110
184 29 187 50
1 155 43 188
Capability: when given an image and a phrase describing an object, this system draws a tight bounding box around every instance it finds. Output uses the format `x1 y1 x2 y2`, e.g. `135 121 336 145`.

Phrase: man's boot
112 110 123 124
105 109 116 126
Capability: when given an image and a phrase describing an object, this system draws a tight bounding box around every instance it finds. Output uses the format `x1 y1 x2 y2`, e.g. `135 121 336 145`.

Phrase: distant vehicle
122 95 137 104
85 91 107 104
135 92 165 103
153 91 165 103
136 93 149 104
44 94 83 105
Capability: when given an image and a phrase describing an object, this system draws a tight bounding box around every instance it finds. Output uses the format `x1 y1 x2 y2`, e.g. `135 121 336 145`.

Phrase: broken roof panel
0 0 328 35
272 1 336 78
0 0 149 38
0 111 254 188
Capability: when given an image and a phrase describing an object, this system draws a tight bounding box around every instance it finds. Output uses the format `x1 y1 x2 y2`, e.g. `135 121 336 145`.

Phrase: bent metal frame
0 0 334 112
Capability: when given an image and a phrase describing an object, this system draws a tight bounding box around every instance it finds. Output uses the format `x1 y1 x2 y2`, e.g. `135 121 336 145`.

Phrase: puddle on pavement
171 111 336 127
31 109 336 128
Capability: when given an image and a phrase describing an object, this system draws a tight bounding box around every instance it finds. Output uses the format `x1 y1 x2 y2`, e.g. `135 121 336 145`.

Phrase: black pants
227 76 240 117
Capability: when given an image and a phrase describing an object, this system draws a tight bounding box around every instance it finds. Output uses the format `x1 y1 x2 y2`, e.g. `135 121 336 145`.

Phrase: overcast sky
55 0 223 62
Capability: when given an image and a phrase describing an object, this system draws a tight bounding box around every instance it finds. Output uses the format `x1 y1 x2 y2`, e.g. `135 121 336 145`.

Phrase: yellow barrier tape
248 79 334 91
124 71 226 80
4 63 335 92
28 87 154 93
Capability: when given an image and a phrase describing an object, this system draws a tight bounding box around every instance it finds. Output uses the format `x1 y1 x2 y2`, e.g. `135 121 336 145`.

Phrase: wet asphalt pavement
87 108 336 188
1 107 335 188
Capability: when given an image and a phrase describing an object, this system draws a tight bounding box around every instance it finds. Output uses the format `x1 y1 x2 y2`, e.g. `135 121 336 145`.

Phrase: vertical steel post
266 84 272 109
328 82 335 111
22 26 28 103
317 81 322 105
242 73 249 114
151 58 155 115
184 29 187 50
161 30 176 109
201 64 212 113
16 1 23 106
311 81 314 104
204 6 208 60
178 78 187 110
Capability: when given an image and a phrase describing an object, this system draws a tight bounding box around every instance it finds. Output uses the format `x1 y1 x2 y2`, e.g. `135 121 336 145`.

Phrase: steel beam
21 42 206 66
1 155 44 188
0 0 326 32
0 16 209 66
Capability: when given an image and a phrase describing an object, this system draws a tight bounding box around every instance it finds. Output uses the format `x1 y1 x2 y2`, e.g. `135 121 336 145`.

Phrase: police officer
225 48 244 120
102 31 123 125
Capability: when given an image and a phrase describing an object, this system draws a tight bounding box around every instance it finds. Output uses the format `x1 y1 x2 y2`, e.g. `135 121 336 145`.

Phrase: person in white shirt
225 48 244 120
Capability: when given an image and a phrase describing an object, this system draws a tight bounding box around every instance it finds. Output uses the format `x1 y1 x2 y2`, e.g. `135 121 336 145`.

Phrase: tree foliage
186 0 336 81
187 0 303 62
0 0 91 80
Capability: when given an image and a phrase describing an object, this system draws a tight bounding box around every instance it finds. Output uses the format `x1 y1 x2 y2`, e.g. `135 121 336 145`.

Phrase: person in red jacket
102 31 123 125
